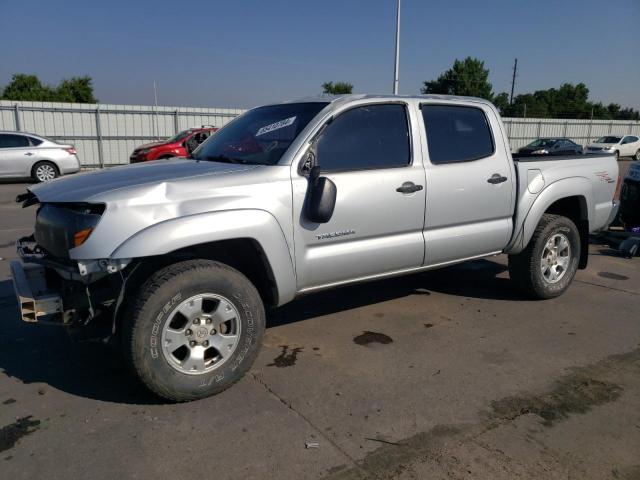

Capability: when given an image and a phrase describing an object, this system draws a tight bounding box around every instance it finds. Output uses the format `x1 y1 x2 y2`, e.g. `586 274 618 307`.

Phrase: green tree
492 92 510 114
56 76 97 103
502 82 639 120
322 81 353 95
421 57 494 100
1 73 97 103
1 74 56 101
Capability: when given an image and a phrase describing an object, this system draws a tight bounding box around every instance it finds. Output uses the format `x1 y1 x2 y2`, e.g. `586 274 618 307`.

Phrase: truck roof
286 93 494 106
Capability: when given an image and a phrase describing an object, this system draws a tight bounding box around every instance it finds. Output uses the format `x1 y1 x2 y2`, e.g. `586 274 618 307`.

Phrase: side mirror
306 166 337 223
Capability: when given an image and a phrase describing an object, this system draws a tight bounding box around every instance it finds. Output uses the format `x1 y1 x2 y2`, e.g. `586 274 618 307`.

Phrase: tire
634 149 640 161
122 259 265 402
32 161 59 182
508 214 580 299
614 150 619 160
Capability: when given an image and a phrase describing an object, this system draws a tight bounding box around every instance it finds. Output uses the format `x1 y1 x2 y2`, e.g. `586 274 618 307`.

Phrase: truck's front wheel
508 214 580 299
122 260 265 402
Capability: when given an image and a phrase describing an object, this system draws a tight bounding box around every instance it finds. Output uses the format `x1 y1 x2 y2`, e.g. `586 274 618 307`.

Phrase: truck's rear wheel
122 259 265 402
508 214 580 299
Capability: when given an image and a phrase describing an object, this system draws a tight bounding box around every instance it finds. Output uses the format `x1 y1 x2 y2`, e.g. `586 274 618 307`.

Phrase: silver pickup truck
11 94 619 401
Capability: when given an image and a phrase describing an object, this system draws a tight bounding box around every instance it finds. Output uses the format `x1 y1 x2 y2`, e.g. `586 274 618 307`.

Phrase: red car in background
129 126 218 163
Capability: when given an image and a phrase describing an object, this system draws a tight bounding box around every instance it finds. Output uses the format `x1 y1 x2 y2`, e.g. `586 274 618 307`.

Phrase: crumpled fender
506 177 593 254
111 209 296 305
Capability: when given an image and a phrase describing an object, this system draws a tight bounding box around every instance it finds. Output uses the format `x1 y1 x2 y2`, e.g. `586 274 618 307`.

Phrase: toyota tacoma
11 94 619 401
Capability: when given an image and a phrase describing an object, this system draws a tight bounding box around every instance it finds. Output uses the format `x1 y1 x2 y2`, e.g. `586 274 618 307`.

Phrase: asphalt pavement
0 163 639 479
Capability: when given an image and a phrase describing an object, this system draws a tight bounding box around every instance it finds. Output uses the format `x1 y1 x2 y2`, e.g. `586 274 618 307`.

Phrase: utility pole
393 0 401 95
510 58 518 105
153 81 159 140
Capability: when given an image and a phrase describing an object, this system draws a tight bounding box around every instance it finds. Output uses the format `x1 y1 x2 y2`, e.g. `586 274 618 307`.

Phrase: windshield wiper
199 155 249 164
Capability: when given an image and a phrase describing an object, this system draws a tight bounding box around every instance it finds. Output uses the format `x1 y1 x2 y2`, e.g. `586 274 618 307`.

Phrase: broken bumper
10 260 64 323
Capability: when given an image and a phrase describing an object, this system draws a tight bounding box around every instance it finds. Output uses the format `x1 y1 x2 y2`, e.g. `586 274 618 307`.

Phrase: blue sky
1 0 639 109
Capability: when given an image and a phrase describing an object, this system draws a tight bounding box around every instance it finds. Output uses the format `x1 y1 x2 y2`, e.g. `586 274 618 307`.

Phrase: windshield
166 130 194 143
192 103 328 165
595 136 621 144
526 138 557 148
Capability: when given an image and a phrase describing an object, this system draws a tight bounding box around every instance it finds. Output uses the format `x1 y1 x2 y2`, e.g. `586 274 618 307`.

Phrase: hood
587 143 615 148
29 159 258 203
134 141 172 150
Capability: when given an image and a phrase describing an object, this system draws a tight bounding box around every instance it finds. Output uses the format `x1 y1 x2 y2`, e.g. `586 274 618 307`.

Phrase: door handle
396 182 423 194
24 152 34 156
487 174 508 184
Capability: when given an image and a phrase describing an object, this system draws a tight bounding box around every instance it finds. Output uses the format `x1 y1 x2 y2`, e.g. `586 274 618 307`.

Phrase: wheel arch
507 177 593 268
31 159 59 176
110 209 296 306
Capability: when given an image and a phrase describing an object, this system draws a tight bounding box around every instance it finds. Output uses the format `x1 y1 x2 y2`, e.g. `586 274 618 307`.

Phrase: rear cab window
420 104 494 164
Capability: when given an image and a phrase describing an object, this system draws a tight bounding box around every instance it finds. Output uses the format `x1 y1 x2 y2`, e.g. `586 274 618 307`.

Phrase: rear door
621 136 639 157
418 102 515 266
0 134 32 177
291 101 427 290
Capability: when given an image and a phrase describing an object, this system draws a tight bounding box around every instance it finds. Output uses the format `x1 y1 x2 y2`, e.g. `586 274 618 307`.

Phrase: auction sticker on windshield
256 116 296 136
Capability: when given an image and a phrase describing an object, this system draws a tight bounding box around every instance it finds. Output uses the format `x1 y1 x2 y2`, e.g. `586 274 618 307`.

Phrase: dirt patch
322 348 640 480
353 331 393 346
2 399 16 405
488 350 640 426
612 465 640 480
423 323 434 329
267 345 302 367
491 377 622 426
0 416 41 453
598 271 630 281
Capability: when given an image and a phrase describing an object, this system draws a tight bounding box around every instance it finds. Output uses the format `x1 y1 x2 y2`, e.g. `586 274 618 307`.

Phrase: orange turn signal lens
73 228 93 247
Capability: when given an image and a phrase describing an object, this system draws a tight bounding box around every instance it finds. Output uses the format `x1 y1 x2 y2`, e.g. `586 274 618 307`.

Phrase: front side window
316 104 410 171
0 134 30 148
193 103 328 165
422 105 494 164
527 138 555 148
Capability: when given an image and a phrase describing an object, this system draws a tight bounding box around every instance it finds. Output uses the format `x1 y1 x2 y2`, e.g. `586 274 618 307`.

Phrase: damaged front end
11 192 132 341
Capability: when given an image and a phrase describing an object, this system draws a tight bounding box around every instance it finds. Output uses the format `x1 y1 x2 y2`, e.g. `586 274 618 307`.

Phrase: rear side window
421 105 494 164
27 136 43 146
317 104 410 171
0 134 30 148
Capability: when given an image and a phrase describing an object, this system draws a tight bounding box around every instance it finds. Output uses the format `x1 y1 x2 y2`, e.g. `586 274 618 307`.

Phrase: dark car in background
130 126 218 163
517 138 583 156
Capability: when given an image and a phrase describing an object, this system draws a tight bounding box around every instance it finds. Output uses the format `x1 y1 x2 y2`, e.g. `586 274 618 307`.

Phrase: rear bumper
10 261 64 323
605 200 620 229
58 155 81 175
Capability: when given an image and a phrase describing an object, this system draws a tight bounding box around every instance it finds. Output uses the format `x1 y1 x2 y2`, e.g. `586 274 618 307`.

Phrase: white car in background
0 131 81 182
586 135 640 160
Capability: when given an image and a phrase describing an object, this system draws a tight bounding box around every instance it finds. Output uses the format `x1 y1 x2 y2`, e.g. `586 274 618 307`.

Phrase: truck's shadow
0 258 519 404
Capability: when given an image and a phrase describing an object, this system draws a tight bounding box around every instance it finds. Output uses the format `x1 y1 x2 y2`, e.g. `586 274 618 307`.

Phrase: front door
291 102 426 291
0 133 32 177
418 103 515 266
